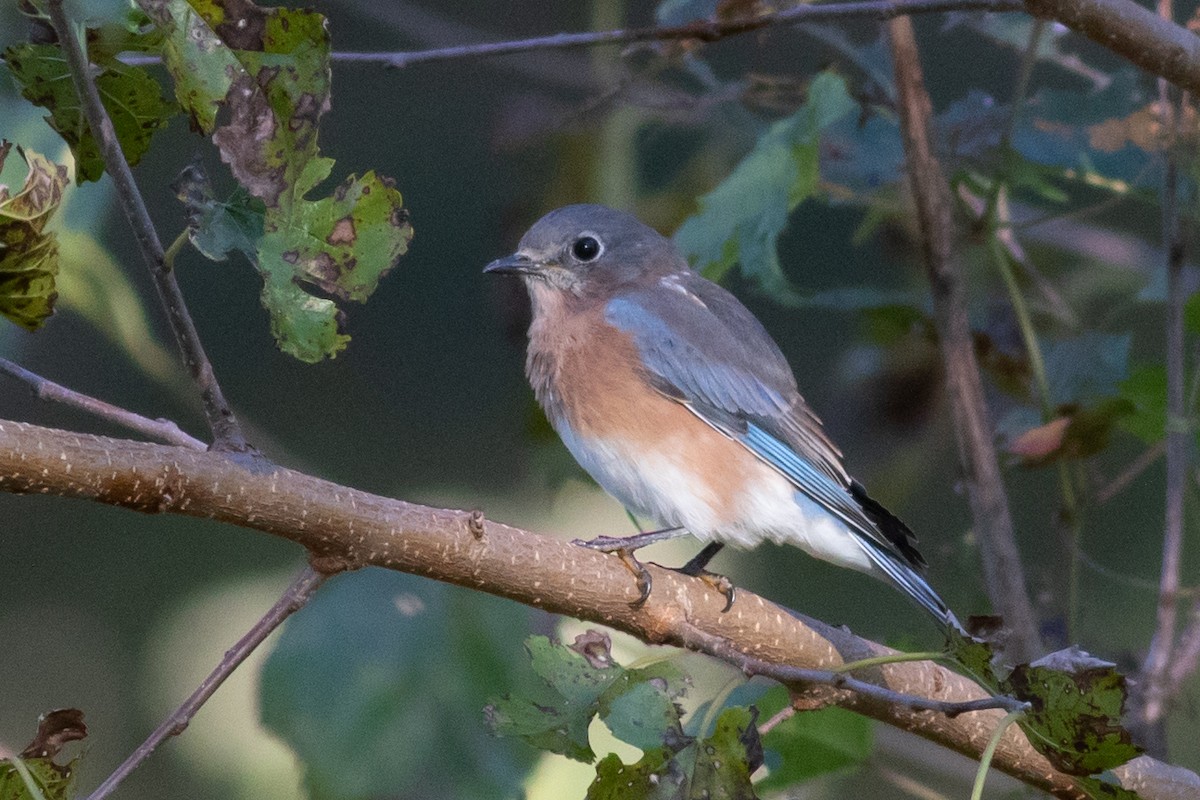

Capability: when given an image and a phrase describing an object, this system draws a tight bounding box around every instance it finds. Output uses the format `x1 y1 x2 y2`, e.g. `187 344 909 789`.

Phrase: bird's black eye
572 235 602 262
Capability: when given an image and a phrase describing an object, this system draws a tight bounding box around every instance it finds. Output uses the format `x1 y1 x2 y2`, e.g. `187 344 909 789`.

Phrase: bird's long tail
856 536 964 633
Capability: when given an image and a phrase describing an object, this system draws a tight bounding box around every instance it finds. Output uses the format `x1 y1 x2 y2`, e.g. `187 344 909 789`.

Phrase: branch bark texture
1026 0 1200 96
0 420 1195 799
887 17 1043 664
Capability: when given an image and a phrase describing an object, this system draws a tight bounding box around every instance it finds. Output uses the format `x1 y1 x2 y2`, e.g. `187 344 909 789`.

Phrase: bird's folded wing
604 281 908 560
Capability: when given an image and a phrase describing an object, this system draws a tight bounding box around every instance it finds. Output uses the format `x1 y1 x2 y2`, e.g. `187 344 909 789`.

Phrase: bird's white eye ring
571 233 603 263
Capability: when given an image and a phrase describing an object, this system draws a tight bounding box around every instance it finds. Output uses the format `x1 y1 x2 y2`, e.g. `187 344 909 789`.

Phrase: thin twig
112 0 1024 70
722 645 1030 718
1095 440 1166 506
887 16 1042 662
1137 7 1190 734
45 0 249 453
82 565 330 800
1165 598 1200 698
0 358 206 450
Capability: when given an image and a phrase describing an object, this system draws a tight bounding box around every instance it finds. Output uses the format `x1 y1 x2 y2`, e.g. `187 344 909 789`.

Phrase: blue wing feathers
606 287 959 629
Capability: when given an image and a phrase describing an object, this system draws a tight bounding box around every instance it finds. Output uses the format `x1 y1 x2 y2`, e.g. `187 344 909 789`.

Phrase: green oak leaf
0 142 69 331
674 70 855 296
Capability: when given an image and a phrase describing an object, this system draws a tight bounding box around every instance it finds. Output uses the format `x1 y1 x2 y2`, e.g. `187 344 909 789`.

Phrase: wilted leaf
586 707 761 800
0 142 68 331
172 160 264 262
139 0 242 132
19 709 87 759
0 709 87 800
674 70 855 295
170 1 414 362
1008 648 1141 775
1008 399 1134 466
3 38 176 184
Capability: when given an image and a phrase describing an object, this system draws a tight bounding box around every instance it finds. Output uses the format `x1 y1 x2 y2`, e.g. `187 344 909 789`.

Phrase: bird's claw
679 567 735 612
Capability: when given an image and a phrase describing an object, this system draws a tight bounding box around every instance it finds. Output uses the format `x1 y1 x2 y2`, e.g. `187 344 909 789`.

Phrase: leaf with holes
140 0 243 132
176 1 414 362
1007 648 1141 776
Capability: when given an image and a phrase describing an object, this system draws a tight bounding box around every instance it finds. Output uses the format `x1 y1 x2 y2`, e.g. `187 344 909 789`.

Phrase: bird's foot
573 529 684 608
571 541 653 608
573 534 734 611
676 561 736 612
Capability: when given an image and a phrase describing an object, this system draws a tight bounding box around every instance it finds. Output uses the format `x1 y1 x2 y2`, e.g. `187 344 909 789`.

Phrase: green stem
979 20 1046 223
9 757 48 800
989 236 1051 414
1058 461 1083 641
970 708 1026 800
163 229 190 272
831 650 945 673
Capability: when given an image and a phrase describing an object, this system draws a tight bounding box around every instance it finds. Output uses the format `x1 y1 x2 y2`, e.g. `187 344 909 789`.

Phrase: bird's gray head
483 204 684 297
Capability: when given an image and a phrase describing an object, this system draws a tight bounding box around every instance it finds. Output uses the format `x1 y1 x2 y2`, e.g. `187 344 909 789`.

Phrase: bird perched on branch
485 204 960 631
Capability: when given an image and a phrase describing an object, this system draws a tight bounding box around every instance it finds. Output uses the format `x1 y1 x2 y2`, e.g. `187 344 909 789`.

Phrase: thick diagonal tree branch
0 420 1196 799
45 0 248 452
887 17 1043 663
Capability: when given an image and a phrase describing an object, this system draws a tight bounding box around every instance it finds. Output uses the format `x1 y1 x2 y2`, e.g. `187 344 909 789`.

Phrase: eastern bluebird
486 204 960 631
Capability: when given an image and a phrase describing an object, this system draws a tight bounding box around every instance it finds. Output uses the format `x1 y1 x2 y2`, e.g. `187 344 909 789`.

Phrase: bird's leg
573 526 687 552
573 527 687 608
676 542 735 612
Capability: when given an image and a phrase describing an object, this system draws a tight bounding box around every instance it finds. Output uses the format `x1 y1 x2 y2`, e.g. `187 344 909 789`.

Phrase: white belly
554 421 875 574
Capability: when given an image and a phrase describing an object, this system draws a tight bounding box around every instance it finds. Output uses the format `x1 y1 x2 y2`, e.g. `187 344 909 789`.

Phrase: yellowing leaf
0 142 69 331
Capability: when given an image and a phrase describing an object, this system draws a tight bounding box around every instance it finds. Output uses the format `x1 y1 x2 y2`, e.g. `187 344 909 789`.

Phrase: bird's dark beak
483 253 538 276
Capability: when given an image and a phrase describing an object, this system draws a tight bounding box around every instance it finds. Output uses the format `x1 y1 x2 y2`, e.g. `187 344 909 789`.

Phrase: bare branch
108 0 1024 71
1135 6 1193 742
1095 441 1166 505
1026 0 1200 96
83 564 329 800
1 419 1196 799
44 0 248 452
339 0 1026 68
887 17 1042 663
0 358 205 450
1165 597 1200 699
